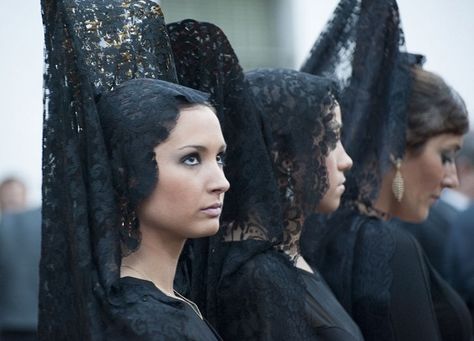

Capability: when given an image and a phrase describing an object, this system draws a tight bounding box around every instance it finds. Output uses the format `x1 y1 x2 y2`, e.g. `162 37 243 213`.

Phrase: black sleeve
352 221 442 341
388 228 443 341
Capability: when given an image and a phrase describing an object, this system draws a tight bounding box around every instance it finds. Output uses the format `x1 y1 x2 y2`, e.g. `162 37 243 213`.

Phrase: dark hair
406 67 469 151
97 78 210 210
97 78 210 251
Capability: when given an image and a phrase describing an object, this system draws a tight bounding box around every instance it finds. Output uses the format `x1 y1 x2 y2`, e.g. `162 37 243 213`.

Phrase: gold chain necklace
120 265 204 319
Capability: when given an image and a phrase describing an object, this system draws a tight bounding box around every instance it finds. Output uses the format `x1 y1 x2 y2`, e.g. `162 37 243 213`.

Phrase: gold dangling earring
391 155 404 202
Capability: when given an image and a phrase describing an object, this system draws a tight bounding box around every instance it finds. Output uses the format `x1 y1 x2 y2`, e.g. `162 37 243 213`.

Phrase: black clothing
306 208 473 341
400 199 458 277
0 209 41 334
106 277 221 340
445 204 474 327
216 243 363 341
298 267 363 340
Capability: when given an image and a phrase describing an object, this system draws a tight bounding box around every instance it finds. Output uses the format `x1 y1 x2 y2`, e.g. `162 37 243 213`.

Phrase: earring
391 156 404 202
285 167 295 203
120 199 141 253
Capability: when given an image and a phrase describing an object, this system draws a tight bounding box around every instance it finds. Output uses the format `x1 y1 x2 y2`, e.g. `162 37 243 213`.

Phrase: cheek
158 171 200 209
404 155 444 200
325 155 338 189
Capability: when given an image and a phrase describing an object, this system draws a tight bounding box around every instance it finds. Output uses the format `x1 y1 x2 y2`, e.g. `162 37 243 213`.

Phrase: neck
121 224 186 296
280 206 304 262
371 168 397 220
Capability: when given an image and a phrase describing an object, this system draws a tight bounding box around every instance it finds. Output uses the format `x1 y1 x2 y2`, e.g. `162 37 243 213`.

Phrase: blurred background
0 0 473 207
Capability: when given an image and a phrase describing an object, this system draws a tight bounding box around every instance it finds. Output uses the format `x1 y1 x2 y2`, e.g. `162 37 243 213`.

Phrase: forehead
428 133 463 149
162 104 224 146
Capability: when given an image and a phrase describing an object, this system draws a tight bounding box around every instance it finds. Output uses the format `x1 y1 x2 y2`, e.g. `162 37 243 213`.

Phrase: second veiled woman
217 68 361 340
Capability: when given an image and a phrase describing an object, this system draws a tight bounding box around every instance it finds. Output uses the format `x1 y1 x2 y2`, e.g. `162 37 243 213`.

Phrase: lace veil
39 1 199 338
301 0 411 206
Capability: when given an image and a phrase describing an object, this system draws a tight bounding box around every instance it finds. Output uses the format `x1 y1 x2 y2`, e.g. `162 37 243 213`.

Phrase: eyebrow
178 144 227 151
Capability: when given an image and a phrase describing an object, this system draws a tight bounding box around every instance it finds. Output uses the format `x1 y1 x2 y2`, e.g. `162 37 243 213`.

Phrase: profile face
393 133 463 222
137 104 230 239
317 105 353 213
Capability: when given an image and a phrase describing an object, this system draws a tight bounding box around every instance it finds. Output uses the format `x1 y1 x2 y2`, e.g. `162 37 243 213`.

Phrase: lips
201 203 223 217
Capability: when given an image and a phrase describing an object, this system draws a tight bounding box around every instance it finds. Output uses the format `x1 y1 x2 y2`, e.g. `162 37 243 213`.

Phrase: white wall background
1 0 472 206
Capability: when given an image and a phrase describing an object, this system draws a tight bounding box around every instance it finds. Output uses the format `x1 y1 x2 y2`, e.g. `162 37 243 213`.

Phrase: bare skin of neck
120 224 185 298
373 169 396 220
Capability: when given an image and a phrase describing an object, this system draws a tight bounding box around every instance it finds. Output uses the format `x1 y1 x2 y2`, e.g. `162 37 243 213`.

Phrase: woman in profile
301 0 473 339
216 68 361 340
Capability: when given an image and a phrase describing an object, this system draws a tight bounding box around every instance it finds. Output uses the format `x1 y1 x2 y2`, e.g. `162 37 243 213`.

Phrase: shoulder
107 278 212 340
223 248 296 289
218 248 303 308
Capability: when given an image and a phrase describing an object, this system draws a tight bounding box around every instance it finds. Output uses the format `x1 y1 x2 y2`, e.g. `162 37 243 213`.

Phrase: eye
217 152 226 167
441 151 455 164
182 153 200 166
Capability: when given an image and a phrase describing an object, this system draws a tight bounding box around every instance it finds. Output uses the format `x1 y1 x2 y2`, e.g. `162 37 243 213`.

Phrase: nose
209 164 230 194
442 162 459 189
338 143 353 171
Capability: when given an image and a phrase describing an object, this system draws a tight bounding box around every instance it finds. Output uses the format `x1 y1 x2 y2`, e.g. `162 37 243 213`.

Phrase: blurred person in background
0 177 40 341
443 131 474 325
0 178 27 215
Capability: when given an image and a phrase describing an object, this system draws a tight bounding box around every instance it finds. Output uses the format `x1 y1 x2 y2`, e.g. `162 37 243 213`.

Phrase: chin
317 197 340 214
189 222 220 238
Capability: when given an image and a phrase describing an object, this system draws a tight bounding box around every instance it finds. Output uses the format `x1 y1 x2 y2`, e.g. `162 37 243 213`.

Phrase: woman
39 1 227 339
301 0 473 339
98 78 228 339
215 68 362 340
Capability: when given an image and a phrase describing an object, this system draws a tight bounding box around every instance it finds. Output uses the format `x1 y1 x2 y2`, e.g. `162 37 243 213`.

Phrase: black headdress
39 1 204 339
301 0 411 206
245 68 339 258
166 20 282 321
212 68 344 340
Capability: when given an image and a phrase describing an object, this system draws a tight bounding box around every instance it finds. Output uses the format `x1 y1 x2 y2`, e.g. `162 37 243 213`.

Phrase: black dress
307 207 473 341
106 277 221 340
216 243 364 341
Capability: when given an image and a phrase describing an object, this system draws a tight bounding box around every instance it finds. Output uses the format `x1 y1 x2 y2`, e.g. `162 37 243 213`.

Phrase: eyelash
441 151 455 164
181 152 226 167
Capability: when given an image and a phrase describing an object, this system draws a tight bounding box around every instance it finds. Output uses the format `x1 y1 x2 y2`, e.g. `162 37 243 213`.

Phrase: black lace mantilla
246 68 339 259
39 1 218 340
301 0 411 205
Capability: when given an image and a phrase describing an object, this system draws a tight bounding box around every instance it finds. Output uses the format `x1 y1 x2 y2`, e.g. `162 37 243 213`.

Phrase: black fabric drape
39 1 192 339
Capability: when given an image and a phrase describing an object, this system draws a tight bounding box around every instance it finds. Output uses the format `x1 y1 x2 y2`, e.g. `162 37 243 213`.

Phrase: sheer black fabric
167 20 362 339
167 20 280 239
300 1 473 340
244 69 338 257
167 20 281 317
40 1 219 340
301 0 410 205
105 277 221 340
310 209 473 341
